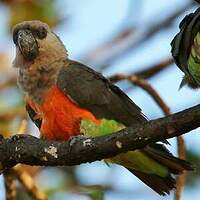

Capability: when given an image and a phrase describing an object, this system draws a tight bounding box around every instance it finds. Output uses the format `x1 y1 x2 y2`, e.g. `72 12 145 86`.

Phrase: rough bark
0 104 200 172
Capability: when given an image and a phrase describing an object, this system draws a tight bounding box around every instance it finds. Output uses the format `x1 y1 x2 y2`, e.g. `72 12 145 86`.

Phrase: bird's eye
37 27 47 39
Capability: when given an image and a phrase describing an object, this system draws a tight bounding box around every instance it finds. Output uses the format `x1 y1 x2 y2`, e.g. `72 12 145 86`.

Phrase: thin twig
175 136 186 200
13 166 48 200
135 58 174 79
109 74 170 114
4 170 16 200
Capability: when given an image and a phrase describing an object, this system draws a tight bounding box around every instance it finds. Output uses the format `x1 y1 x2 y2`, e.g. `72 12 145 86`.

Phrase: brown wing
57 60 146 126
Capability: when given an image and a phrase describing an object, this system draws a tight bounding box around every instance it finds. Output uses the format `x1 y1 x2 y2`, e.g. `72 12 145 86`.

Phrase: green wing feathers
80 119 192 195
80 118 193 195
188 32 200 85
80 119 170 177
80 118 125 137
108 151 169 177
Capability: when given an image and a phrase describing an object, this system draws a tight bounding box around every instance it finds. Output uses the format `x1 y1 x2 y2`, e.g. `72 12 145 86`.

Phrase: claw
68 135 91 153
69 135 89 146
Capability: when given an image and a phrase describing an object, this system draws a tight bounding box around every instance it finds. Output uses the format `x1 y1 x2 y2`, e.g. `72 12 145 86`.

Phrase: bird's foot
68 135 92 152
69 135 90 146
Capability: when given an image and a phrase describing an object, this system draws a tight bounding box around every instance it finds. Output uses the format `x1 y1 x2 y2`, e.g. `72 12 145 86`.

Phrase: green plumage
170 7 200 89
80 119 169 177
188 32 200 85
80 119 125 137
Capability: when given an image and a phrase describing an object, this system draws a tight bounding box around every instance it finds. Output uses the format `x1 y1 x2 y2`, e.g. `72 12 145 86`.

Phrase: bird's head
12 20 68 68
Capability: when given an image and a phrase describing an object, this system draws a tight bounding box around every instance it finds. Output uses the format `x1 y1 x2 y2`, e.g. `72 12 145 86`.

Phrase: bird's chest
18 66 58 103
28 85 99 140
18 67 40 92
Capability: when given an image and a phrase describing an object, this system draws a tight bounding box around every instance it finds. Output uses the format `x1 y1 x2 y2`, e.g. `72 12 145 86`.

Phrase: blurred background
0 0 200 199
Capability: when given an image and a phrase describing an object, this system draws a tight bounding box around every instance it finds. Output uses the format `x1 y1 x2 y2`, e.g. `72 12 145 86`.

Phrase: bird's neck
18 58 66 104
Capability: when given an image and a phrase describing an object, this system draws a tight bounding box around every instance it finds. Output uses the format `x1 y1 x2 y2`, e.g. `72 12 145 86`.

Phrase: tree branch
0 104 200 172
135 57 174 79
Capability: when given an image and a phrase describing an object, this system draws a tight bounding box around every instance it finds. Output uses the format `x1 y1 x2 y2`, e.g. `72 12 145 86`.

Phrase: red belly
27 85 100 140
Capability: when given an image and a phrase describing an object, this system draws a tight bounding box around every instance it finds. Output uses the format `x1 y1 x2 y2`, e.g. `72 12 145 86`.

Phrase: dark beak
17 29 39 61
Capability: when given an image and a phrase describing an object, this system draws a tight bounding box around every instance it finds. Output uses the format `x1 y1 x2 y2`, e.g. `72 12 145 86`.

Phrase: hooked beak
17 29 39 61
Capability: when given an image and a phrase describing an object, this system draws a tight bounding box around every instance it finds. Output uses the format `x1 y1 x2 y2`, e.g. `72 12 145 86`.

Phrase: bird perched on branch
171 7 200 89
12 20 192 195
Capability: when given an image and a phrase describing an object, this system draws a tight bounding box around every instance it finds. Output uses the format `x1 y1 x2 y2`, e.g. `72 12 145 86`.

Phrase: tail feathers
126 144 193 195
142 145 193 174
127 168 176 196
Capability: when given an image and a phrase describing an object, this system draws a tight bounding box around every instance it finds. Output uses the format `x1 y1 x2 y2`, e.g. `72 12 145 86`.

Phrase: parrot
171 7 200 89
12 20 193 196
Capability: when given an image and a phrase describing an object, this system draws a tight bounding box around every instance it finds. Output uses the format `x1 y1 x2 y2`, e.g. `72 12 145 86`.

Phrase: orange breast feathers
27 85 100 140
